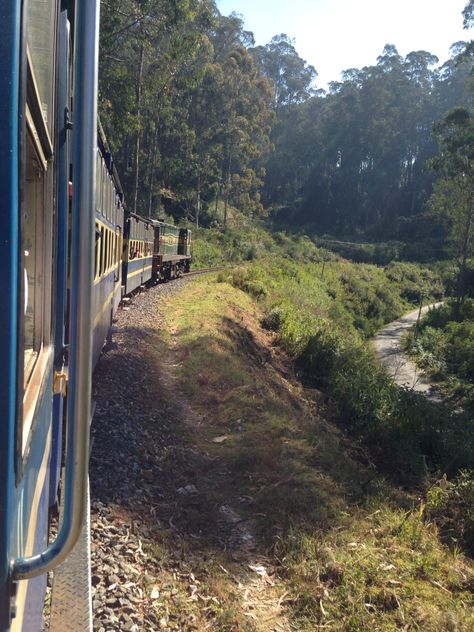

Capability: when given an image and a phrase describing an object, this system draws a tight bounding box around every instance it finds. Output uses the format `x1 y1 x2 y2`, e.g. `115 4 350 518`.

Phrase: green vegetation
99 1 473 252
218 256 474 486
404 300 474 410
155 277 474 631
191 211 474 544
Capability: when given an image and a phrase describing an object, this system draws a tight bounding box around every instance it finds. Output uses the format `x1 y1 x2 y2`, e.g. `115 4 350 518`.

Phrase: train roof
97 116 125 202
151 220 191 233
127 211 154 227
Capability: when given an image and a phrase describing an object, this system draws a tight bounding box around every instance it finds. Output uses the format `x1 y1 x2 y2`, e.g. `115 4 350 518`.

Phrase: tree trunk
196 172 201 229
457 202 474 305
223 149 232 227
132 43 144 215
147 123 159 218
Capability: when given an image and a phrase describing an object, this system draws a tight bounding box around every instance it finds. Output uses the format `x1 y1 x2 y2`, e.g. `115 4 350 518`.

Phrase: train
0 1 191 630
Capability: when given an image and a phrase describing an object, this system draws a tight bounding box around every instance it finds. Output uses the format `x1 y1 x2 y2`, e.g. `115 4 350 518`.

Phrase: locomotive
0 1 190 630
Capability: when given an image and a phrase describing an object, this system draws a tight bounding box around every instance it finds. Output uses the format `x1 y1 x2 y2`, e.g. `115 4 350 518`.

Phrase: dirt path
89 278 294 631
373 303 443 402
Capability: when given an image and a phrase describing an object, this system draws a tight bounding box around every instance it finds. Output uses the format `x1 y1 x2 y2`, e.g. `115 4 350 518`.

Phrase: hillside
91 268 473 631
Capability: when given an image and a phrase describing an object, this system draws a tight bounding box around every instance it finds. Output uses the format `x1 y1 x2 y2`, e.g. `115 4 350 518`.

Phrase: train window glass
103 162 107 216
105 230 109 272
104 179 109 221
108 180 112 222
27 0 56 134
23 132 46 379
101 169 106 216
99 226 105 276
108 181 112 222
95 222 100 279
96 152 101 211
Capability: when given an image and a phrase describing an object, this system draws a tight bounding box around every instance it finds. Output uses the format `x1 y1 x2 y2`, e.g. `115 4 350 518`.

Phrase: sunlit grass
157 277 474 631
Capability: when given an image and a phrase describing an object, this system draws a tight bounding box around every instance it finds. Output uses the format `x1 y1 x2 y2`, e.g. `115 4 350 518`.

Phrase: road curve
373 303 444 402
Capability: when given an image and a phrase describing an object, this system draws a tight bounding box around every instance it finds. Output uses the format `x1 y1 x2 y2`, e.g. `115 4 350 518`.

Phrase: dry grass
153 276 474 631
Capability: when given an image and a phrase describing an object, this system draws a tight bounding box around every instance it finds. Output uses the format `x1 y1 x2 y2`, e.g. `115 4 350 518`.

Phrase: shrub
296 326 343 386
445 321 474 380
262 306 284 332
426 471 474 554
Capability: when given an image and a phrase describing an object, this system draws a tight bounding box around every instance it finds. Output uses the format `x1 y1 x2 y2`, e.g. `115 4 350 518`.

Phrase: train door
0 0 63 629
1 0 99 629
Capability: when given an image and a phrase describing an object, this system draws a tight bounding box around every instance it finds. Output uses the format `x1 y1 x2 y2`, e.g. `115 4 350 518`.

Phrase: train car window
105 230 110 272
108 180 113 222
101 168 106 216
95 222 100 279
109 181 113 222
26 0 56 134
104 178 109 221
99 226 105 276
116 232 121 267
96 152 101 211
23 132 46 380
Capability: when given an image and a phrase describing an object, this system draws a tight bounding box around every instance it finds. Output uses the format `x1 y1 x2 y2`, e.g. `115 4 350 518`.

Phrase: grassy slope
158 276 474 631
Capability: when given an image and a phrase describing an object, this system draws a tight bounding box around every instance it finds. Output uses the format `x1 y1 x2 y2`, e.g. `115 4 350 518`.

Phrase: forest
100 0 473 249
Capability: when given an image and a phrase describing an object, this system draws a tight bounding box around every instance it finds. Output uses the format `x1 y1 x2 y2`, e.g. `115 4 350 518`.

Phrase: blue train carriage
152 222 192 281
122 213 154 295
92 127 125 367
1 0 99 630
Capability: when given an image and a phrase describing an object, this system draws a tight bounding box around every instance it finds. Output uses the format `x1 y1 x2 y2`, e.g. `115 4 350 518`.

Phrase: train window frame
19 24 58 461
95 222 100 280
96 151 101 211
99 226 105 276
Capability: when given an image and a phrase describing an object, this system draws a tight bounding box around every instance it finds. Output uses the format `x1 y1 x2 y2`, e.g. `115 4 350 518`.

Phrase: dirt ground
89 278 298 631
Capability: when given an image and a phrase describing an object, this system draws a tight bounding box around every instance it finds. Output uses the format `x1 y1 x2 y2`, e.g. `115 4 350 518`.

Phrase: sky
216 0 472 90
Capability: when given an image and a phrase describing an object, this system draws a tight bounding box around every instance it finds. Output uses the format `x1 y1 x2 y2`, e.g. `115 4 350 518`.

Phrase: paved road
373 303 443 402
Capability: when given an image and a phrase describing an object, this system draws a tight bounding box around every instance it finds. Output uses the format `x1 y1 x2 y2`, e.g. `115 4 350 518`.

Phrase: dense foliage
267 45 473 239
222 258 473 487
404 300 474 410
99 1 273 223
99 0 473 252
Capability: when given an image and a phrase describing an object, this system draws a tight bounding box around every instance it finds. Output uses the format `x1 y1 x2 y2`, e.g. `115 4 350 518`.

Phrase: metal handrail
12 0 99 581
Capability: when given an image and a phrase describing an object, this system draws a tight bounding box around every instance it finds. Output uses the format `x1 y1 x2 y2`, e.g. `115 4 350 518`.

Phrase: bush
426 471 474 554
262 307 284 332
296 326 343 385
445 321 474 380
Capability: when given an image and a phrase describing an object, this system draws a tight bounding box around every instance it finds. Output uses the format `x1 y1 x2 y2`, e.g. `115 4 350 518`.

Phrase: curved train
92 124 191 368
0 1 190 630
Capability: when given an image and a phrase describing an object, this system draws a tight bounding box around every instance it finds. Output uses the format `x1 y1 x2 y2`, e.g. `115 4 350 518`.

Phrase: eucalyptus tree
429 108 474 300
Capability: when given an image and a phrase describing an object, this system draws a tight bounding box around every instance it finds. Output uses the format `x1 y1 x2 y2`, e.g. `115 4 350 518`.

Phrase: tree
463 0 474 28
429 108 474 301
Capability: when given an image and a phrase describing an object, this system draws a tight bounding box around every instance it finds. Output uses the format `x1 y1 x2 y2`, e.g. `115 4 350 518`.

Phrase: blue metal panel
0 1 20 628
11 377 53 632
91 268 116 369
124 256 153 295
